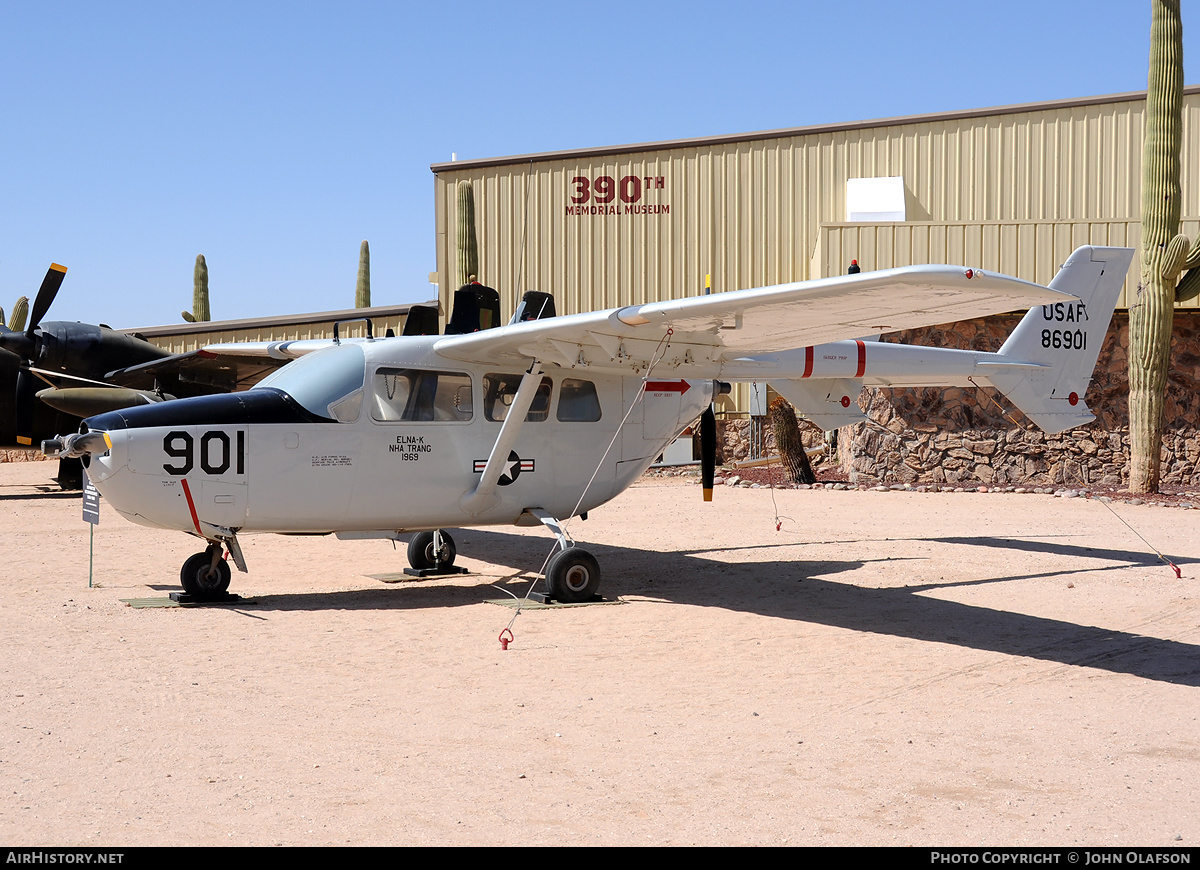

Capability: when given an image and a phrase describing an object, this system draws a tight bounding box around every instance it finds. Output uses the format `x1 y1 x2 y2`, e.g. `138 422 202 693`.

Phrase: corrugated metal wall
127 308 423 354
433 89 1200 324
811 219 1192 311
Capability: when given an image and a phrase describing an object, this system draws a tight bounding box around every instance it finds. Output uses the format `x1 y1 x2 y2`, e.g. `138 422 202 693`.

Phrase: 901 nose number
162 430 246 476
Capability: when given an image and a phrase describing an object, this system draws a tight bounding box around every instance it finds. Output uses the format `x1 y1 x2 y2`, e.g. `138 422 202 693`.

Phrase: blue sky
1 1 1194 328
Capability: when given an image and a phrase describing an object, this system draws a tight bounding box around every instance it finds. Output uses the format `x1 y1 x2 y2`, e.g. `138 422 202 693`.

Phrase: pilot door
354 366 477 526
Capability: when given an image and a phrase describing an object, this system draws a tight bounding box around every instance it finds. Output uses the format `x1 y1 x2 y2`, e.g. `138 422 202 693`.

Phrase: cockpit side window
557 378 602 422
482 373 553 422
372 368 473 422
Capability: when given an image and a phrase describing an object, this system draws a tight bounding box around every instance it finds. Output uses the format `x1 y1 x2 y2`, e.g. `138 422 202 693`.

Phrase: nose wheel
179 546 233 601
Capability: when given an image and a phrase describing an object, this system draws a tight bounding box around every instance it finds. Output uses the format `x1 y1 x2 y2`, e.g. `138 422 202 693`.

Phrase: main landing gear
402 520 603 604
524 509 603 604
544 547 601 604
404 530 468 577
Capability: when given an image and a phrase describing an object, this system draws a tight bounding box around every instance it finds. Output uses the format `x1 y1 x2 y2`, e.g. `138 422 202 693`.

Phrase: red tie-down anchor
499 628 514 650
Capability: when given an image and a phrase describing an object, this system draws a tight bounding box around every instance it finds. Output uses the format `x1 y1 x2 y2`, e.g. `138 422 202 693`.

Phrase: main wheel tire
407 530 456 571
180 551 231 599
546 547 601 603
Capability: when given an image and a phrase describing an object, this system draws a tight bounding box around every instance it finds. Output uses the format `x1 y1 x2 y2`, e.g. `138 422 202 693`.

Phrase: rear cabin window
371 369 473 422
483 373 553 422
557 378 602 422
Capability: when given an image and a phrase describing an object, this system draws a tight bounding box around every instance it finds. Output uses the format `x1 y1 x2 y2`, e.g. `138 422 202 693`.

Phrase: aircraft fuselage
78 337 716 537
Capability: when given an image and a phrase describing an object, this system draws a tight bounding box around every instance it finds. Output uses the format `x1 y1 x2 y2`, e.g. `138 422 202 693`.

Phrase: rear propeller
700 381 731 502
701 405 716 501
0 264 68 444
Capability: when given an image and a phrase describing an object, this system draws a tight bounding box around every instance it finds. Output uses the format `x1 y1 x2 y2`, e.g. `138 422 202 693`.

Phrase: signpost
82 469 99 587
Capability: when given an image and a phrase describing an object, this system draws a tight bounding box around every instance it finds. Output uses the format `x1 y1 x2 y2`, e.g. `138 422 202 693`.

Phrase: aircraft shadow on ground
204 527 1200 688
0 489 80 501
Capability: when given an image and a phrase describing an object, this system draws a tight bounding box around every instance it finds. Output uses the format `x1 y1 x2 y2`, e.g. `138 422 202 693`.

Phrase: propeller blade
15 368 38 445
700 405 716 502
26 263 67 339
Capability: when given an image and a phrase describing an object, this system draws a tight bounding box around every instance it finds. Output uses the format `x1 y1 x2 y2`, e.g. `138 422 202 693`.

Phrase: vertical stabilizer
986 246 1133 433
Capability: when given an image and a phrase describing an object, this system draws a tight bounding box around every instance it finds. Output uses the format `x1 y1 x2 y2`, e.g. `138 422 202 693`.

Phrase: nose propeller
42 429 111 460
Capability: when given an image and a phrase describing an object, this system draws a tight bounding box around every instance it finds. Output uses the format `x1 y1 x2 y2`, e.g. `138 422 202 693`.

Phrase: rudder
987 246 1134 433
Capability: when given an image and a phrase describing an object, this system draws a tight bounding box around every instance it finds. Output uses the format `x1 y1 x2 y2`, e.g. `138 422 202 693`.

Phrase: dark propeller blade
700 405 716 502
15 368 38 445
26 263 68 339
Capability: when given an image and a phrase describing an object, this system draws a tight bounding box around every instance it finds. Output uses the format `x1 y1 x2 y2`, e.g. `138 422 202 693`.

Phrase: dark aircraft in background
0 264 275 486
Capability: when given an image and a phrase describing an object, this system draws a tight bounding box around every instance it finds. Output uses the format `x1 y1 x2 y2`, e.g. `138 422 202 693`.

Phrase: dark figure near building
848 259 861 274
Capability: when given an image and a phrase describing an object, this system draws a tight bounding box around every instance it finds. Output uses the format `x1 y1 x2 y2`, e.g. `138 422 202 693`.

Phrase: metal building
431 86 1200 328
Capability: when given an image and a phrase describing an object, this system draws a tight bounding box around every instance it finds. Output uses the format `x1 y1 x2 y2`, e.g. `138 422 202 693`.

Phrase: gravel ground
2 460 1198 846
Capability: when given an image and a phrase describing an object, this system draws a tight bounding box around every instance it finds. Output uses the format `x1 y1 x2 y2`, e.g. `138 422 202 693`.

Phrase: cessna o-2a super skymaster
44 245 1131 603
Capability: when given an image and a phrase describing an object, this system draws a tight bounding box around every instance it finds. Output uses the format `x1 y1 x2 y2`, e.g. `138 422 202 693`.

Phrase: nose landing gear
178 545 234 601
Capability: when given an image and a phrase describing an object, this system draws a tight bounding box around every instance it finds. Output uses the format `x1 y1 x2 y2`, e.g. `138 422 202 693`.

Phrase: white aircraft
44 245 1130 603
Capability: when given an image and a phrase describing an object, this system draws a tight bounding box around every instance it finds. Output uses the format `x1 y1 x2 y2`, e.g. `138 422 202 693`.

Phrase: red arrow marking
645 380 691 394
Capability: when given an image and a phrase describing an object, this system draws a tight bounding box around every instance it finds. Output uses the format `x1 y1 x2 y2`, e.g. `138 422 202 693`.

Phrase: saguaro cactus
7 296 29 332
182 254 211 323
457 180 479 286
1130 0 1186 492
356 240 371 308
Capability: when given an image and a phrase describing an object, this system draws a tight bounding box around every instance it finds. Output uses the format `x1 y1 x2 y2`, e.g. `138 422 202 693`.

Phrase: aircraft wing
104 349 286 393
431 265 1072 376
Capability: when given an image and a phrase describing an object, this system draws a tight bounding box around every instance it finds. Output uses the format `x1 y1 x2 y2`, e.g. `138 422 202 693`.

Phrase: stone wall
840 312 1200 487
716 417 829 466
1 449 49 463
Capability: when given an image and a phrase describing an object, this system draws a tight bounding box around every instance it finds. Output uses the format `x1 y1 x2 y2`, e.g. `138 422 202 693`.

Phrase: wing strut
460 359 543 516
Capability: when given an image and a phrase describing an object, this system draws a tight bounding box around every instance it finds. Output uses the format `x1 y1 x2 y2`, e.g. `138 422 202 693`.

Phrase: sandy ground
1 460 1199 847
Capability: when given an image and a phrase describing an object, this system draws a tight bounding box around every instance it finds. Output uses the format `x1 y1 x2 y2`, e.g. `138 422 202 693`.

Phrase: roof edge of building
431 86 1200 173
120 300 440 338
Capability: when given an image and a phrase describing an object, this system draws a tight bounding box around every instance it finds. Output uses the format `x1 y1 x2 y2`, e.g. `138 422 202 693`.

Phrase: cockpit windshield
252 344 366 422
